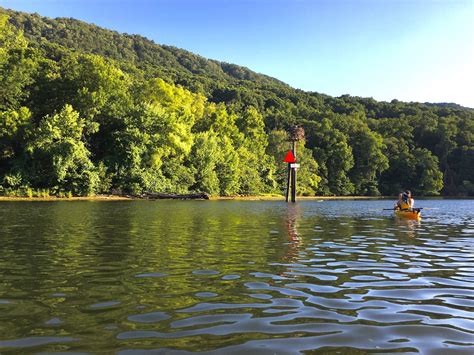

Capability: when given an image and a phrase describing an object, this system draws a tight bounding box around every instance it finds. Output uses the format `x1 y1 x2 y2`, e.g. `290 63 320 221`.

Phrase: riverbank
0 194 394 201
210 195 391 201
2 195 469 202
0 195 130 201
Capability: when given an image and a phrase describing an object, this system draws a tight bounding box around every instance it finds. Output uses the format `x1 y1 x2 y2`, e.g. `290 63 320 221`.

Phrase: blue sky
1 0 473 107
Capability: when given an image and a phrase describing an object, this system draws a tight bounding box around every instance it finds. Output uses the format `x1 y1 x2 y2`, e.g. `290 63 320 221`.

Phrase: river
0 199 473 353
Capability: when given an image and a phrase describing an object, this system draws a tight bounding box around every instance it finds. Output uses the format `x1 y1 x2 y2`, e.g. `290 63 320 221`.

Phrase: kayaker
395 190 414 210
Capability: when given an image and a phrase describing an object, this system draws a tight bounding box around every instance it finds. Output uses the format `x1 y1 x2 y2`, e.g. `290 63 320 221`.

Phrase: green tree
0 107 31 161
215 135 240 196
188 131 219 195
410 148 443 195
334 113 388 195
0 14 38 110
26 105 99 195
304 119 354 195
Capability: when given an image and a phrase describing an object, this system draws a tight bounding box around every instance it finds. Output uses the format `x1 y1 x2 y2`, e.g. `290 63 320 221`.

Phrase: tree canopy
0 8 473 197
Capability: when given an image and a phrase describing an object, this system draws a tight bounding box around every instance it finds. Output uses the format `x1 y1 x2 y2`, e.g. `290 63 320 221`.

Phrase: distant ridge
3 6 473 111
3 8 288 90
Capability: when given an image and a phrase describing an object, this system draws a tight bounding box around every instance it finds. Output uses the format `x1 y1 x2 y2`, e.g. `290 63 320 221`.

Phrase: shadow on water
0 200 473 353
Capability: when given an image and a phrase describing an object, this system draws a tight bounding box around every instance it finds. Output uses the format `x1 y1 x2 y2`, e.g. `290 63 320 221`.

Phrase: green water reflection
0 200 472 353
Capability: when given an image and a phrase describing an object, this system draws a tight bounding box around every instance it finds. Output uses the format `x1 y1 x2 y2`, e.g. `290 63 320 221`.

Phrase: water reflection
0 200 473 353
284 204 302 263
395 218 421 239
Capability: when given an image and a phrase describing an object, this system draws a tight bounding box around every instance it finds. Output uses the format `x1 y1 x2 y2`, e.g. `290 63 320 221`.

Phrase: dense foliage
1 8 473 197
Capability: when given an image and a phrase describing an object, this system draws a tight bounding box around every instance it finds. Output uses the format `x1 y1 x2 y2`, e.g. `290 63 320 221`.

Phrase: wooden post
285 163 291 202
291 140 297 203
286 125 304 203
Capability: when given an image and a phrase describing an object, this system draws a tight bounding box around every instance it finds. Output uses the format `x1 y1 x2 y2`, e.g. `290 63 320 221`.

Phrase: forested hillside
1 8 473 197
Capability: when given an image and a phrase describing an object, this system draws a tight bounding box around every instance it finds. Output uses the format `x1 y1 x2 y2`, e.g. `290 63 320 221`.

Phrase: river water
0 199 473 353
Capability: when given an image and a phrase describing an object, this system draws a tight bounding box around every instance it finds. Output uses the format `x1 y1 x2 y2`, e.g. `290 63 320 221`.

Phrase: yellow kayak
395 208 421 220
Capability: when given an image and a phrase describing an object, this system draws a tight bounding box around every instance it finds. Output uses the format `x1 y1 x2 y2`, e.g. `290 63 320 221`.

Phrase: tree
304 119 354 195
410 148 443 195
0 107 31 161
188 132 219 195
214 135 240 196
26 105 99 195
0 14 38 111
333 113 388 195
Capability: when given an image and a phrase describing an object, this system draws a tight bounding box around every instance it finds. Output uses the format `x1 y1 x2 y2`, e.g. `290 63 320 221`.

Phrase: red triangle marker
283 150 296 163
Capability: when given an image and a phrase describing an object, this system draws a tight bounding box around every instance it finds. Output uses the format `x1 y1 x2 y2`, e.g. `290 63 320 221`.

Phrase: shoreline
0 194 388 202
209 195 390 201
0 195 131 201
0 195 469 202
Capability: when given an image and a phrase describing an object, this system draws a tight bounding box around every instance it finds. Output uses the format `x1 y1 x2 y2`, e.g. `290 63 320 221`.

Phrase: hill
1 7 473 197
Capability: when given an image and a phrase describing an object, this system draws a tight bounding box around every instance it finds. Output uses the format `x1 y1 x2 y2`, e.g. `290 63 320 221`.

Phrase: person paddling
395 190 414 210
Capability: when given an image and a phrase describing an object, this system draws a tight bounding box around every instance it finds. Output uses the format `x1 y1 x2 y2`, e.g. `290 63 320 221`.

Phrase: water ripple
0 200 473 353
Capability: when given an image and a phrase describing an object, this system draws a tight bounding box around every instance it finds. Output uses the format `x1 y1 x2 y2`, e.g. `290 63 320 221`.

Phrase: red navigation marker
283 150 296 163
